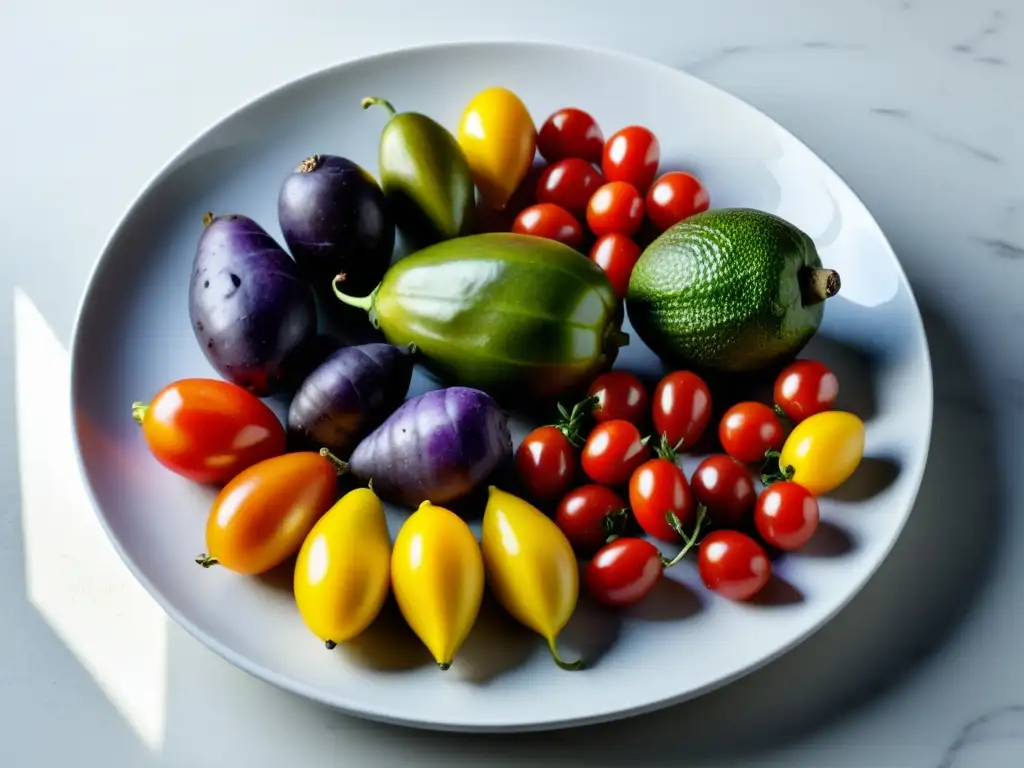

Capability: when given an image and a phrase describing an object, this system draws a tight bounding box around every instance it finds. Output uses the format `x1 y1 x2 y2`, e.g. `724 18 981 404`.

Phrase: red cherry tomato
774 359 840 422
755 481 820 550
585 537 663 607
601 126 660 193
698 530 772 601
629 456 694 542
555 484 627 557
538 107 605 164
651 371 713 450
586 181 644 238
690 454 757 527
133 377 286 485
512 203 584 249
535 159 604 218
719 402 785 463
581 419 650 486
587 371 649 425
645 172 710 232
589 233 641 299
515 425 576 501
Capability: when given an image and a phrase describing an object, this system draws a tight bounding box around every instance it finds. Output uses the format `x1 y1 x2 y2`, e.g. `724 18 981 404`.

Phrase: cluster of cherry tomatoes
514 358 843 608
494 107 710 299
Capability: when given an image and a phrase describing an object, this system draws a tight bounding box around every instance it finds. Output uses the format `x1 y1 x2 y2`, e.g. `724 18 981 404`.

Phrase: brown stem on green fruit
319 447 350 476
131 401 148 425
195 554 219 568
552 396 600 447
547 636 584 671
660 505 708 569
202 211 215 227
606 329 631 349
361 96 397 117
297 155 321 173
800 268 841 305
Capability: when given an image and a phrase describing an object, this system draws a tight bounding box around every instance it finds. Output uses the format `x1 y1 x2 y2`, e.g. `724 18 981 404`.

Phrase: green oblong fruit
333 232 628 403
626 208 841 374
363 97 475 249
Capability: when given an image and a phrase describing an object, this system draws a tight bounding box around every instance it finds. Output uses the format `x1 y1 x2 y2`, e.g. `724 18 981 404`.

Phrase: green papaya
332 233 628 402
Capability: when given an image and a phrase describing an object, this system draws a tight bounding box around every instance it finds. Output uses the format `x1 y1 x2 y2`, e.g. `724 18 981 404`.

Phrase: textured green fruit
333 233 627 402
363 96 475 249
626 208 840 373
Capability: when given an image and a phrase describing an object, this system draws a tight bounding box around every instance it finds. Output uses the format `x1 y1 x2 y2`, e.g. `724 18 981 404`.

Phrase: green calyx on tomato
659 504 708 569
551 395 600 447
760 450 795 486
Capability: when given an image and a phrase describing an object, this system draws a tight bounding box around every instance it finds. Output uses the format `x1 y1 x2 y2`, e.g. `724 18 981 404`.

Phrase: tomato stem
773 403 787 419
131 401 148 425
319 447 350 476
361 96 397 117
547 636 584 671
760 450 795 486
653 432 686 462
602 508 630 540
552 395 599 447
194 554 219 568
660 505 708 569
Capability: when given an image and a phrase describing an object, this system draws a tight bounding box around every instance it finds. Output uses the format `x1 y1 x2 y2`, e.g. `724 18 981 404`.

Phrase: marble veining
939 705 1024 767
869 107 1002 164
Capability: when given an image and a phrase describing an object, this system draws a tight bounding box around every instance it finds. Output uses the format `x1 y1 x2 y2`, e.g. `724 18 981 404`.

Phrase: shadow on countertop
346 294 1006 763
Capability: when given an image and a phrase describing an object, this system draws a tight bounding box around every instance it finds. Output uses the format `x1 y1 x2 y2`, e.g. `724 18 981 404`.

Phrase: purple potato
347 386 512 507
189 213 317 397
287 342 415 455
278 154 395 299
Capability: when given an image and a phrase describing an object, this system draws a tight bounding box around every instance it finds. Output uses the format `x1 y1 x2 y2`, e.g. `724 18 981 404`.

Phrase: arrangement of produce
134 84 867 674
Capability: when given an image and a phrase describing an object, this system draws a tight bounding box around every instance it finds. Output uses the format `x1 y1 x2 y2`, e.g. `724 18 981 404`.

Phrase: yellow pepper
391 500 484 670
293 487 391 648
481 486 582 670
775 411 866 495
457 86 537 210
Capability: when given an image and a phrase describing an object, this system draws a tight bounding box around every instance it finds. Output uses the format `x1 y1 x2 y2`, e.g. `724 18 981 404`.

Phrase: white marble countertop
1 0 1020 765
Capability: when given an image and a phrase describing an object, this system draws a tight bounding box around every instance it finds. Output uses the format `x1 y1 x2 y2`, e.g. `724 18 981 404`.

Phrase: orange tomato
198 452 339 575
132 378 285 485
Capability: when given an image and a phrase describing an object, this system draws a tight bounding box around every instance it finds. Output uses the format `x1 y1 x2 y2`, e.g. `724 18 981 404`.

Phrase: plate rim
67 39 935 732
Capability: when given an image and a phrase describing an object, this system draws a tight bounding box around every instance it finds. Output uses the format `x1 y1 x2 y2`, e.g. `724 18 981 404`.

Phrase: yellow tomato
457 86 537 210
481 486 582 670
391 501 484 670
779 411 866 495
293 487 391 647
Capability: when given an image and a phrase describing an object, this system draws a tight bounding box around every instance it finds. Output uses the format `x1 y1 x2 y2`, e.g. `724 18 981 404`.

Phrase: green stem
361 96 397 116
195 554 219 568
131 401 148 425
602 508 631 541
760 450 795 486
660 505 708 569
202 211 215 227
319 447 350 476
652 432 686 462
552 395 600 447
547 636 584 671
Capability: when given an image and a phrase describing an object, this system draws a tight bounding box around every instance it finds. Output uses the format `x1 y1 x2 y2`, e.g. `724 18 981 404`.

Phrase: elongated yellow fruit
391 500 484 670
481 486 582 670
293 487 391 647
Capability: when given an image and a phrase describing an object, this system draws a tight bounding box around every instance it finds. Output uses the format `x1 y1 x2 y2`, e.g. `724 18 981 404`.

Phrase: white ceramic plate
69 41 933 732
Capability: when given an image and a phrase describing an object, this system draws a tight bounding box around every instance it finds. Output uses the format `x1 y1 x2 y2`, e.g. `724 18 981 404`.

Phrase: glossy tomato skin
586 181 644 238
629 458 693 542
651 371 713 449
134 378 286 485
602 126 661 193
645 172 710 232
555 484 627 557
581 419 650 486
698 530 772 601
515 425 577 502
203 451 337 575
587 371 649 425
512 203 584 249
774 359 840 422
778 411 865 495
719 402 785 463
755 481 820 550
538 108 604 164
589 233 641 299
535 159 603 218
691 454 757 527
585 537 663 607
